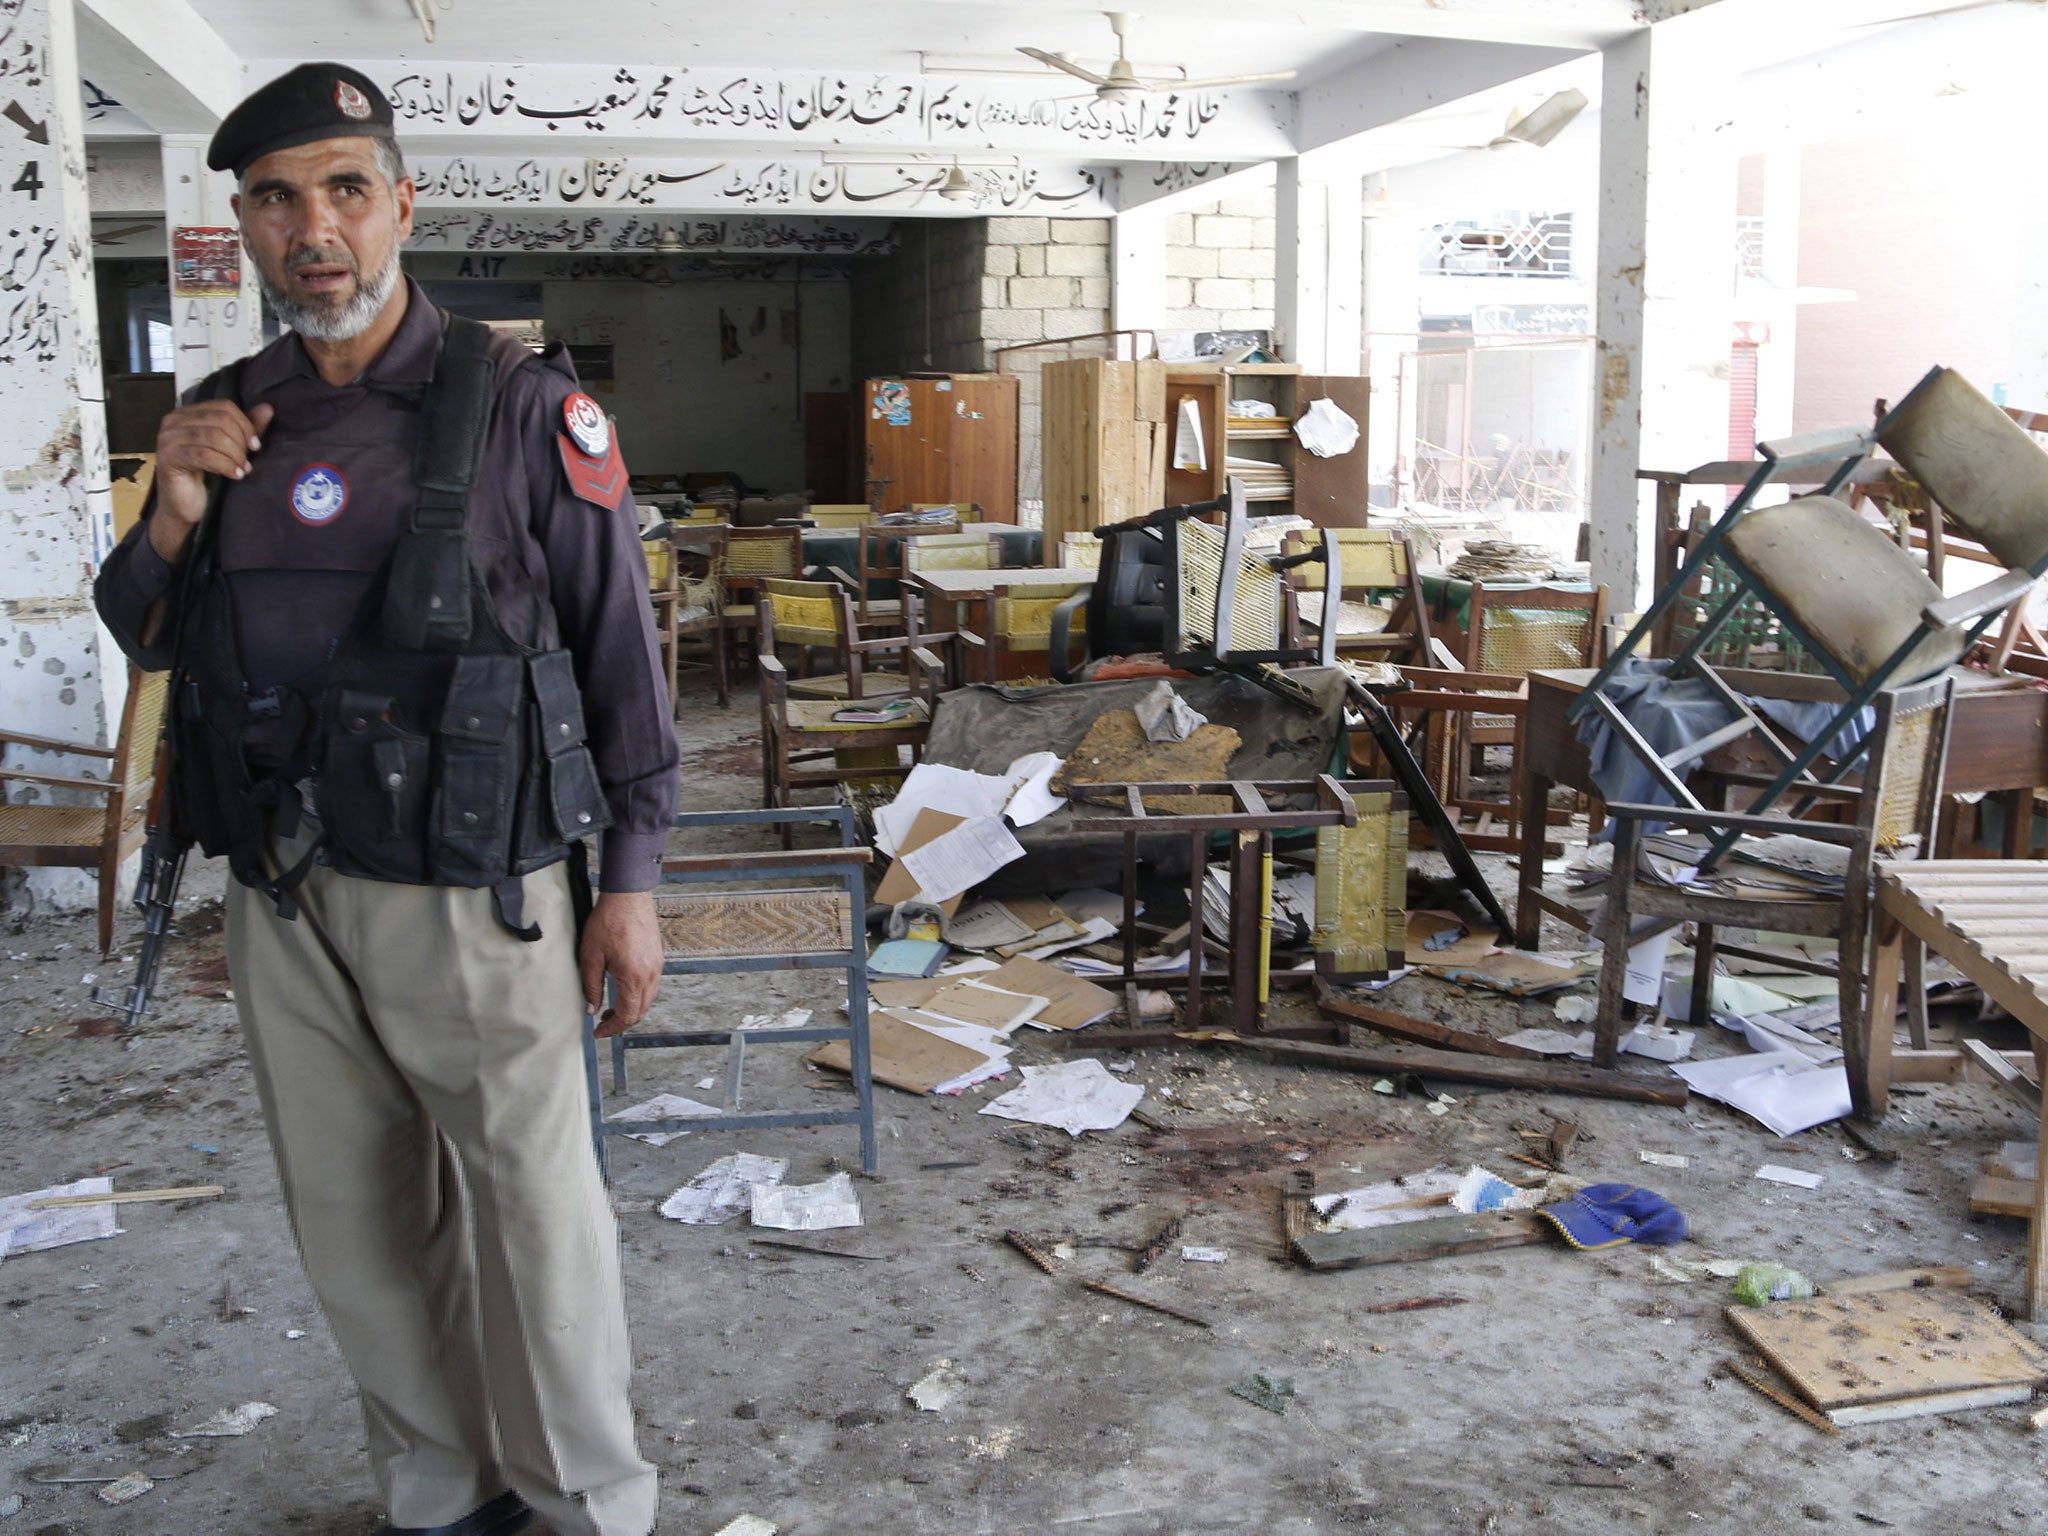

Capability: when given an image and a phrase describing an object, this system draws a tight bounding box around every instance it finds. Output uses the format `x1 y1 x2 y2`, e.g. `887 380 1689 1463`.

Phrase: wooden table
1514 667 2048 947
1874 862 2048 1318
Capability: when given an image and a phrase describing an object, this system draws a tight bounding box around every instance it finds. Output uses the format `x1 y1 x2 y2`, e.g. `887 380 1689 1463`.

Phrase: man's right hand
148 399 276 564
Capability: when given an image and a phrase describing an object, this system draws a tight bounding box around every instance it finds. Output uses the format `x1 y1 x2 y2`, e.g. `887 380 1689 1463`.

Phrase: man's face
233 137 414 342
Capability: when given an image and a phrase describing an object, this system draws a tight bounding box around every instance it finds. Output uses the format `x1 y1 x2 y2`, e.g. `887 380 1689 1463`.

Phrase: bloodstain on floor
65 1016 123 1038
679 739 760 778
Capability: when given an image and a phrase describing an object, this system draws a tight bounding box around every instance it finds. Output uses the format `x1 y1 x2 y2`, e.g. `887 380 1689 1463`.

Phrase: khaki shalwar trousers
227 831 657 1536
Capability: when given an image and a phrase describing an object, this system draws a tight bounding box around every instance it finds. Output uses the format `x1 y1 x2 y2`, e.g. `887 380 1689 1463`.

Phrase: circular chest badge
563 392 611 458
290 464 349 525
335 80 373 120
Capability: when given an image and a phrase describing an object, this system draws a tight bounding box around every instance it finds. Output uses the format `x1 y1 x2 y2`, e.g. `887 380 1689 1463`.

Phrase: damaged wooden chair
1593 674 1955 1112
0 666 169 955
756 591 943 837
1280 526 1434 666
756 577 918 702
1573 367 2048 856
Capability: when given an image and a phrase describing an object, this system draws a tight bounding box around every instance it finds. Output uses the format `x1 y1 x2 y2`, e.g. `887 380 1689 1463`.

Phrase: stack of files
1224 453 1291 501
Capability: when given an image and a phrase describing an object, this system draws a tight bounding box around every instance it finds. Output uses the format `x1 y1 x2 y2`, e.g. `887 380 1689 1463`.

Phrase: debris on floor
1228 1373 1295 1415
905 1361 959 1412
612 1093 718 1146
170 1402 277 1438
978 1058 1145 1136
751 1172 862 1231
0 1176 122 1257
659 1154 788 1226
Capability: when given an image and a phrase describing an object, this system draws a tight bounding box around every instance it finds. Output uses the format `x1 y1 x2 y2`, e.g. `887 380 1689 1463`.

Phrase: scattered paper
612 1093 718 1147
978 1058 1145 1136
1312 1169 1462 1231
916 980 1044 1033
1639 1151 1689 1169
1622 931 1673 1008
1672 1051 1852 1137
1499 1028 1594 1057
740 1007 813 1031
752 1172 862 1231
900 816 1026 905
1055 888 1130 927
1451 1166 1539 1213
944 900 1039 951
0 1177 120 1259
1014 916 1119 961
1173 394 1208 472
1294 396 1360 458
713 1518 778 1536
1181 1246 1229 1264
1626 1023 1696 1062
1554 994 1597 1026
659 1154 788 1225
812 1010 1007 1096
906 1361 960 1411
97 1473 154 1505
874 765 1010 857
1755 1164 1824 1190
1000 752 1068 828
171 1402 277 1439
976 955 1117 1030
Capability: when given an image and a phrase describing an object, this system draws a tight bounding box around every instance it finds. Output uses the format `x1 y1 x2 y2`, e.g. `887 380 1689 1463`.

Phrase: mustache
285 247 359 275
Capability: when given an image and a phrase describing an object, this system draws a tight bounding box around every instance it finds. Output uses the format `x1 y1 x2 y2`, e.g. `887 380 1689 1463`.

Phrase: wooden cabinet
860 374 1019 521
1040 358 1168 544
1163 365 1373 526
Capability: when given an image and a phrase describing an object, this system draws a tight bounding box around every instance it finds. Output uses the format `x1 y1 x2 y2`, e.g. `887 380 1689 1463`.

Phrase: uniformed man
95 64 672 1536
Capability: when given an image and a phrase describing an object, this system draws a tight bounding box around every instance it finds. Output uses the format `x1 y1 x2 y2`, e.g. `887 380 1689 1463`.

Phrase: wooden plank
1134 359 1167 423
1292 1209 1547 1271
1827 1384 2034 1426
1040 359 1090 546
1095 360 1140 526
1724 1289 2048 1412
1219 1034 1691 1107
1962 1037 2043 1109
1970 1173 2034 1218
1822 1266 1973 1296
1722 1360 1841 1436
1313 977 1539 1059
28 1184 224 1209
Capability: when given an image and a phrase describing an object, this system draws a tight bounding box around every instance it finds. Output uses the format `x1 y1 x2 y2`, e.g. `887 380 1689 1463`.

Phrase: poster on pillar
171 228 240 298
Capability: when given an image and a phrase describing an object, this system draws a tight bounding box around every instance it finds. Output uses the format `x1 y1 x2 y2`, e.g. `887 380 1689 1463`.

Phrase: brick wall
981 216 1111 359
1162 185 1277 333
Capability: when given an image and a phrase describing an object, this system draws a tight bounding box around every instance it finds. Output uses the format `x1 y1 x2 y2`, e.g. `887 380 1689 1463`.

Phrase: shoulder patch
562 391 611 457
558 432 629 512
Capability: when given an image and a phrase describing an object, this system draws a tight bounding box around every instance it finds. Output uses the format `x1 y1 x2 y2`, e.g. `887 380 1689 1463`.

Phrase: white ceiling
185 1 1400 85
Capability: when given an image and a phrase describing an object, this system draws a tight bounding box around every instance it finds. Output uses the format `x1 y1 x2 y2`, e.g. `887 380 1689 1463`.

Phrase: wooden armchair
756 578 917 702
827 524 969 637
757 594 943 836
1283 526 1434 666
957 578 1094 683
0 667 169 954
721 525 806 675
1592 675 1954 1115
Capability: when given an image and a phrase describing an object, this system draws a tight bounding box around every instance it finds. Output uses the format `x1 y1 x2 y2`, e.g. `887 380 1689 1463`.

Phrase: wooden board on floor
1292 1209 1547 1271
1724 1289 2048 1414
1970 1173 2036 1218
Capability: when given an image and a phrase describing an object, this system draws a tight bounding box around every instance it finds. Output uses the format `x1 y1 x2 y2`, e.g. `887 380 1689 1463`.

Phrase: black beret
207 63 397 177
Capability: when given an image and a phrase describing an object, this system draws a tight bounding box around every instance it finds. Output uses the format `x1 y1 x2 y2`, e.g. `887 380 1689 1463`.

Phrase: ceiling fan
1018 12 1295 103
1391 87 1590 155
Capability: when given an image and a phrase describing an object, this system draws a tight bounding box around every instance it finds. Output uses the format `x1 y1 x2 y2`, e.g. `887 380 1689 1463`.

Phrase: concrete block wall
849 219 994 379
981 217 1111 362
1161 186 1278 333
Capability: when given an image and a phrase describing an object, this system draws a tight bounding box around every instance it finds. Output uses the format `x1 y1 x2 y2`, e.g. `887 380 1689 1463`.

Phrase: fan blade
1489 86 1587 149
1018 47 1112 87
1169 70 1298 90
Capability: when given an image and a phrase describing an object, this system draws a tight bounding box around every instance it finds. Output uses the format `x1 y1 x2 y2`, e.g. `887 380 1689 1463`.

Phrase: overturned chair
1573 368 2048 861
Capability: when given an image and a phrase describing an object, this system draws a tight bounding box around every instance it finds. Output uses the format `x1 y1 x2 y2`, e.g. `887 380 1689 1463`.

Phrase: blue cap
1538 1183 1687 1250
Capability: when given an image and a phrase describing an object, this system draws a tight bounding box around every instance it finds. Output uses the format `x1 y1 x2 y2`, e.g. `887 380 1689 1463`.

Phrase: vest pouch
529 649 611 842
429 654 521 885
381 528 475 651
320 688 430 882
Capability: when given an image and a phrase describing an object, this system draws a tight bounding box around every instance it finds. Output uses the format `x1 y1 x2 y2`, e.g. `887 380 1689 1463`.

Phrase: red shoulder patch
558 432 629 512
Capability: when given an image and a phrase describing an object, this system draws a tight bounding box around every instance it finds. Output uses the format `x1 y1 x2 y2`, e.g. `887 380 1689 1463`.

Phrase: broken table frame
584 805 877 1179
1064 774 1405 1039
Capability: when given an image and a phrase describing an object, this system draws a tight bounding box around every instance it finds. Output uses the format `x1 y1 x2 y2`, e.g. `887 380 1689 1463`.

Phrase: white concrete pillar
160 133 260 393
1362 192 1424 508
1276 156 1368 375
1751 147 1801 442
1586 20 1740 609
1110 202 1167 336
0 0 125 913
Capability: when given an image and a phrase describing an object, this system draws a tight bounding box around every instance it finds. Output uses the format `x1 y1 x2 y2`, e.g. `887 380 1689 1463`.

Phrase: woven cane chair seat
654 886 854 960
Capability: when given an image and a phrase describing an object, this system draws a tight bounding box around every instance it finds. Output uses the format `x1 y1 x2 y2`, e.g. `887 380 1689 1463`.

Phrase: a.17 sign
171 226 241 298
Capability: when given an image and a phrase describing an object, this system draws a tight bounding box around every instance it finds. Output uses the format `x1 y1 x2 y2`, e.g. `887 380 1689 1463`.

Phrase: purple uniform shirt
94 278 678 892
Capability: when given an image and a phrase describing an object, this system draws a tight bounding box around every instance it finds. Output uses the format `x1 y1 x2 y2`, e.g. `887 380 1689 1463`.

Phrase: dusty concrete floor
4 691 2048 1535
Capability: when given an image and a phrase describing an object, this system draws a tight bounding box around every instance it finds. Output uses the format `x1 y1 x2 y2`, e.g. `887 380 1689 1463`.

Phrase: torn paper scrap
0 1177 120 1259
660 1154 787 1225
611 1093 718 1147
1311 1168 1463 1231
171 1402 277 1438
1451 1166 1543 1213
1639 1151 1689 1169
1294 396 1360 457
97 1473 155 1505
1671 1052 1851 1137
753 1172 863 1231
1755 1164 1824 1190
713 1518 778 1536
978 1058 1145 1137
1182 1246 1229 1263
1001 752 1067 828
906 1361 960 1411
943 900 1039 951
900 815 1026 905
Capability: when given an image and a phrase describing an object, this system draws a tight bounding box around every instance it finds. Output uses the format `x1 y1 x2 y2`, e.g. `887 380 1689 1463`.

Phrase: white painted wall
540 278 851 488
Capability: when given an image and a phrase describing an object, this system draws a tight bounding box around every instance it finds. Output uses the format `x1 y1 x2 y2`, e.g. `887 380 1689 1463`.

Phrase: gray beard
257 245 402 343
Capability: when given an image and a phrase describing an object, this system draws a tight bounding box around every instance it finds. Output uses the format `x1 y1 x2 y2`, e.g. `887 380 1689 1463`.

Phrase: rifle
94 711 189 1030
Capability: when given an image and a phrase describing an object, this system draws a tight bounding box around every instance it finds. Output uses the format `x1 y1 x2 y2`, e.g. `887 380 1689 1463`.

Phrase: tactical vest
168 315 610 938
